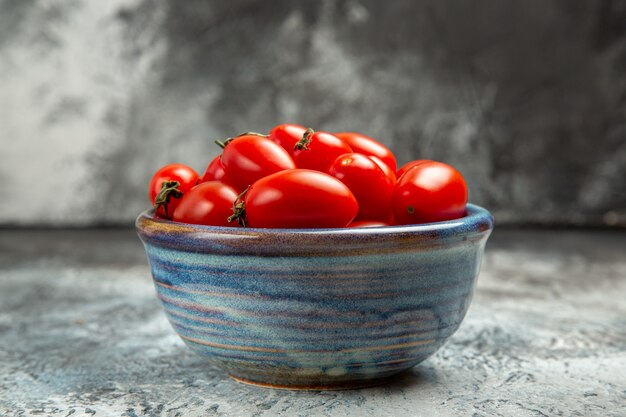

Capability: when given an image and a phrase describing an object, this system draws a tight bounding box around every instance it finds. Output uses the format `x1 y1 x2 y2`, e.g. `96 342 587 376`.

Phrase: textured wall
1 0 625 226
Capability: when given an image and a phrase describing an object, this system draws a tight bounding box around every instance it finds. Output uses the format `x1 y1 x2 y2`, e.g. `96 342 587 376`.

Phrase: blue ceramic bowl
136 204 493 389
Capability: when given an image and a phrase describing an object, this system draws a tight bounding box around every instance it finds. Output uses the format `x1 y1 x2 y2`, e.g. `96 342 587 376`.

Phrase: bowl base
229 374 396 391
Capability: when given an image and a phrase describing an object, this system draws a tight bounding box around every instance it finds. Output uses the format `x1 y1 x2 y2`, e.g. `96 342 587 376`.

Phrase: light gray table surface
1 228 624 416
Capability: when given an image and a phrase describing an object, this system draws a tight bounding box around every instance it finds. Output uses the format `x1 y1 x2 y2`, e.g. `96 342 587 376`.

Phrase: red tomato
334 132 397 173
370 156 397 185
220 134 296 190
148 163 199 219
172 181 240 226
327 153 394 222
268 124 307 156
348 220 390 228
238 169 358 228
393 161 468 225
201 156 226 182
200 156 237 189
292 129 352 172
396 160 431 180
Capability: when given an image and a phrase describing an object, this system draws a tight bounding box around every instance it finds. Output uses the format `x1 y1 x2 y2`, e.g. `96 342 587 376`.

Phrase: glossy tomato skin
327 153 394 222
200 156 237 189
268 124 307 156
334 132 397 173
201 156 226 182
244 169 358 228
172 181 240 226
148 163 199 219
396 160 431 180
348 220 390 228
393 161 468 225
221 134 296 190
292 131 352 172
370 156 397 185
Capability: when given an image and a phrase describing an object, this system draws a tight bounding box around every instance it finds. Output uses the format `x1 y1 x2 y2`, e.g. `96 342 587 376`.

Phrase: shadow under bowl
136 204 493 389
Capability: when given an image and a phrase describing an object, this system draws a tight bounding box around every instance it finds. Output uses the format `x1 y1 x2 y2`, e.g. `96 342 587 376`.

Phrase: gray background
1 0 625 227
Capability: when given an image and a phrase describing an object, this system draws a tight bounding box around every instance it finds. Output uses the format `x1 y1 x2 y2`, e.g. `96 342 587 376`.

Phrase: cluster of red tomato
148 124 468 228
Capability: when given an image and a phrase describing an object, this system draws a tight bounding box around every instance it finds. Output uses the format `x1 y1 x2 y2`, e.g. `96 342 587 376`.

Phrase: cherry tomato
292 129 352 172
268 124 307 156
396 160 431 180
370 156 397 185
200 155 237 189
172 181 240 226
201 156 226 182
220 134 296 190
148 163 199 219
393 161 467 225
334 132 397 173
348 220 390 228
238 169 358 228
327 153 394 222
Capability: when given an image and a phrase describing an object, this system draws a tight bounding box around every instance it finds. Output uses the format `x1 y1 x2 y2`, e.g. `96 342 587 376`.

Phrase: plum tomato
220 134 296 190
235 169 358 228
200 156 231 184
370 156 397 185
348 220 390 228
292 129 352 172
148 163 199 219
393 161 468 225
327 153 394 222
396 159 431 180
172 181 240 226
334 132 397 173
268 124 307 156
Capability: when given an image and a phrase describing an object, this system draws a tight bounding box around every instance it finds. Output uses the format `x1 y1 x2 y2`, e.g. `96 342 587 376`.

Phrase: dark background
1 0 625 227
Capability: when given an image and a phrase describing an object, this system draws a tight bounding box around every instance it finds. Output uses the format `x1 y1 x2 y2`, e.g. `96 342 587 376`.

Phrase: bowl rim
137 204 493 256
137 203 492 235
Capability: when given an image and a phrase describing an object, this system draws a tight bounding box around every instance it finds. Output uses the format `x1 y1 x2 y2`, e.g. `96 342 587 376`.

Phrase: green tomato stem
154 180 183 218
294 128 314 151
227 186 251 227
